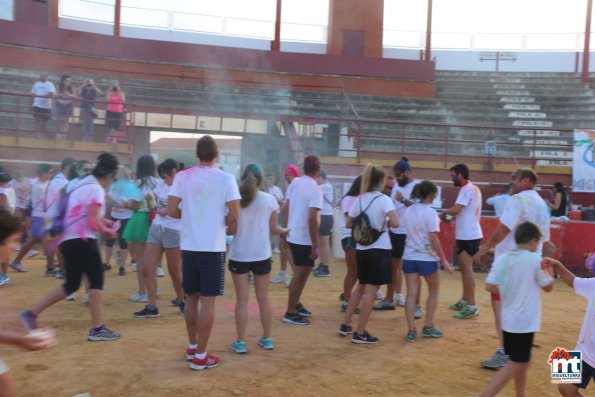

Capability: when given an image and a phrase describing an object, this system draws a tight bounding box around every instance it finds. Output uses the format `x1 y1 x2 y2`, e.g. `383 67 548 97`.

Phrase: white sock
195 352 207 360
188 343 197 349
279 270 287 275
468 304 477 310
498 347 505 355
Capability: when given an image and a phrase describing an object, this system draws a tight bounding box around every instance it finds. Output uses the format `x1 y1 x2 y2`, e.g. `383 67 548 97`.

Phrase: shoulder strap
361 194 383 214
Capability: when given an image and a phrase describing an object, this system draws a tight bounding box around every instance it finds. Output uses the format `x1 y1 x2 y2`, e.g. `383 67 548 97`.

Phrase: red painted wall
328 0 384 58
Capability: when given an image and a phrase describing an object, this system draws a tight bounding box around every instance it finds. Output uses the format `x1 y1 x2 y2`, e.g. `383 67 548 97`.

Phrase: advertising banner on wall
573 130 595 193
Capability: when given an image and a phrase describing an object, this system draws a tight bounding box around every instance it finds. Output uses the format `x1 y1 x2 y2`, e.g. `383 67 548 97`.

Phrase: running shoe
133 306 160 318
339 293 346 302
44 268 59 277
295 303 312 317
65 293 76 301
340 301 360 314
0 274 10 286
454 305 479 319
178 301 185 315
130 291 146 302
272 248 281 254
415 304 423 320
83 292 89 304
228 340 247 354
338 323 353 336
185 347 197 361
481 350 509 369
284 274 293 287
18 310 37 331
27 249 39 258
248 274 255 285
375 289 384 300
352 330 379 344
394 293 406 307
118 266 126 276
270 271 288 283
131 262 137 272
87 325 121 341
313 264 330 277
449 299 467 311
156 266 165 277
282 312 310 325
258 337 274 350
190 353 221 371
406 330 417 342
54 270 66 279
373 299 396 310
422 326 443 338
102 263 112 272
9 262 27 272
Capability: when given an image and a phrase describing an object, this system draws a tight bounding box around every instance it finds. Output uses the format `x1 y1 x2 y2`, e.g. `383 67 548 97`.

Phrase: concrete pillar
327 0 384 57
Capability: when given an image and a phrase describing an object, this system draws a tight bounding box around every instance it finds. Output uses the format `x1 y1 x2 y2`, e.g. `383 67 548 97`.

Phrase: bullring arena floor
0 254 587 397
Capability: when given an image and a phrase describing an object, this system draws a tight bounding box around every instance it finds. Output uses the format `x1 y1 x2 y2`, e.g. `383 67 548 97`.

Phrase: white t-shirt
31 81 56 109
454 181 483 240
0 186 16 214
152 180 181 230
390 179 420 234
61 176 106 242
10 178 32 209
496 190 551 257
574 277 595 368
169 165 240 252
31 180 48 218
320 182 334 216
286 176 322 246
135 176 159 212
340 195 356 240
268 185 284 204
45 173 68 218
485 249 553 333
229 191 279 262
403 203 441 262
486 194 511 217
348 191 394 251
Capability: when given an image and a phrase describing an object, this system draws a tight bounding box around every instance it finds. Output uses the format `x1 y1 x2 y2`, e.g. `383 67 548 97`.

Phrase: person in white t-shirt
402 180 452 342
441 163 483 319
486 185 511 218
134 159 185 319
338 175 361 312
542 258 595 397
479 221 553 397
168 136 240 371
228 164 288 354
282 156 323 326
30 72 55 136
339 164 399 344
313 171 334 278
19 153 122 342
0 167 16 286
476 168 552 369
266 172 284 255
9 164 54 274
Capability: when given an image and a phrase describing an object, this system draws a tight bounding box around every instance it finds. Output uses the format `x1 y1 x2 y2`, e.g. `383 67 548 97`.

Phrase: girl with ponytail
227 164 288 353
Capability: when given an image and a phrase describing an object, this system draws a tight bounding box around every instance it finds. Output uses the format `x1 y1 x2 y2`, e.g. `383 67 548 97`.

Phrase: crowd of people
29 72 126 143
0 138 592 397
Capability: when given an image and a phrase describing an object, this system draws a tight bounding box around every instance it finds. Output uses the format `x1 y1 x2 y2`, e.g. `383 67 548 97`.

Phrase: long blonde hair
360 164 386 193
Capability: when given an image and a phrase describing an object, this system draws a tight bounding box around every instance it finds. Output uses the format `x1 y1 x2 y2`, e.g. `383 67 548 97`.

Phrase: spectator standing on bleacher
547 182 569 217
79 79 102 142
486 185 511 218
30 72 55 137
105 82 126 144
55 75 76 140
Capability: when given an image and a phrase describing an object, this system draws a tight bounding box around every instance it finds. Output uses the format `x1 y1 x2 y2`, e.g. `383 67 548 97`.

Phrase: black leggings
60 238 104 295
105 217 129 249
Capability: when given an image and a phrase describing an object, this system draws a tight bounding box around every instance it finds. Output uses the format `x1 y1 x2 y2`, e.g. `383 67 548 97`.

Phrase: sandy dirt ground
0 254 590 397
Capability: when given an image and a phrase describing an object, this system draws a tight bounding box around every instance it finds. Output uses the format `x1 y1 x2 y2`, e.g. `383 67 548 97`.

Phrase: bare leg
319 235 331 269
558 383 582 397
0 373 17 397
30 285 68 316
286 266 312 312
280 242 294 273
231 272 249 341
492 297 504 349
423 271 440 328
104 244 114 266
87 289 104 328
355 284 378 333
130 242 146 294
393 257 403 295
479 361 528 397
11 236 41 265
343 283 364 324
185 293 200 345
343 248 358 300
196 296 216 355
405 272 420 331
458 251 476 305
164 247 184 302
254 273 272 339
142 243 163 307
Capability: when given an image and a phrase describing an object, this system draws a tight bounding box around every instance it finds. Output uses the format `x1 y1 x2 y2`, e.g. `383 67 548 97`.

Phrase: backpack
351 194 386 246
48 181 93 238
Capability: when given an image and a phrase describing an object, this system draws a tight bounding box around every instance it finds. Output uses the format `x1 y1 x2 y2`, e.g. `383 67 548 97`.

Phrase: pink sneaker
189 353 221 371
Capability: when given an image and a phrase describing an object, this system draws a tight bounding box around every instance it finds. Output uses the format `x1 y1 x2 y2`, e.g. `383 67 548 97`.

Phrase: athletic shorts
289 242 315 267
30 216 46 238
182 251 225 296
503 331 534 363
318 215 334 236
60 238 104 295
403 259 439 276
228 258 272 276
32 106 51 121
456 239 481 256
341 237 355 251
105 217 129 249
0 358 8 375
106 110 123 130
356 248 392 285
389 232 406 259
577 359 595 389
146 224 180 249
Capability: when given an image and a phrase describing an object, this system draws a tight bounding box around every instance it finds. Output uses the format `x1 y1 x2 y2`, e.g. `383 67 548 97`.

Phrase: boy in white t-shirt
541 258 595 396
479 221 553 397
30 72 55 135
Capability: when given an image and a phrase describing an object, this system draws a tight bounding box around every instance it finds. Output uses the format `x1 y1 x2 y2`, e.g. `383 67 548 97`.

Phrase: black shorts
341 237 355 251
318 215 334 236
32 106 51 121
503 331 534 363
356 249 392 286
577 359 595 389
60 238 104 295
289 242 315 267
105 217 129 249
389 232 406 259
106 110 123 130
182 251 225 296
228 258 272 276
456 239 481 256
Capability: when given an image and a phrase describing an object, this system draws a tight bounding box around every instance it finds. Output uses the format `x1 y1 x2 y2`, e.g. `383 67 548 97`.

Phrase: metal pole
582 0 593 83
271 0 281 51
114 0 121 37
425 0 433 62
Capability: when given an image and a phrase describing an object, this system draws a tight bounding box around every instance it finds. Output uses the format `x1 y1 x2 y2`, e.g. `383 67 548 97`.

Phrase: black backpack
351 194 386 246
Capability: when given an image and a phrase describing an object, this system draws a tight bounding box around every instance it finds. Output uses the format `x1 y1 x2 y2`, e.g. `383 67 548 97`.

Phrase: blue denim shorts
403 259 439 276
30 216 47 238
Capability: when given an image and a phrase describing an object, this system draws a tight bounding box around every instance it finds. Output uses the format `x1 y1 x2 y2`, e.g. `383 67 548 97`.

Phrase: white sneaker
284 274 293 287
27 249 39 258
84 292 89 303
140 293 148 303
65 293 76 301
131 262 137 272
415 304 423 320
156 266 165 277
375 289 384 300
130 291 145 302
272 248 281 254
249 274 255 285
395 293 406 306
270 272 288 283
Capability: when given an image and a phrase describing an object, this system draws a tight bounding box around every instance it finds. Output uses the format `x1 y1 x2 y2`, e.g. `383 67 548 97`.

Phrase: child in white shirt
479 221 554 397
